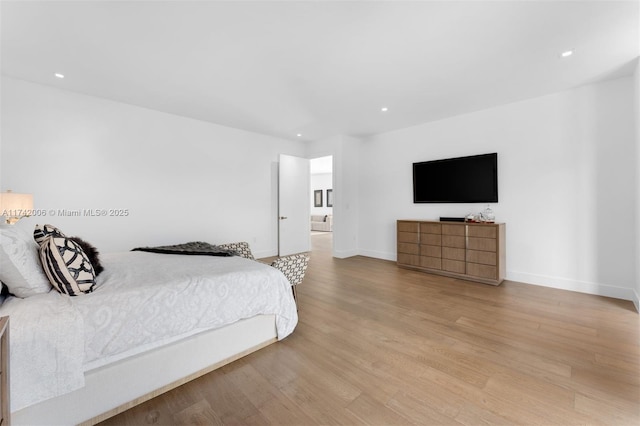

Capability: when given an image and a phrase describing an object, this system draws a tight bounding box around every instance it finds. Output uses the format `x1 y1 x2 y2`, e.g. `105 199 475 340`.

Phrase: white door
278 154 310 256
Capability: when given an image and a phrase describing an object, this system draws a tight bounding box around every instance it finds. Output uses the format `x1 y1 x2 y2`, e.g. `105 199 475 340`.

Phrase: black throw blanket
132 241 236 257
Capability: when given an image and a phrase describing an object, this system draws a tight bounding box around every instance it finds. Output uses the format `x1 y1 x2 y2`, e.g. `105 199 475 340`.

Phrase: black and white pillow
39 236 96 296
34 224 65 245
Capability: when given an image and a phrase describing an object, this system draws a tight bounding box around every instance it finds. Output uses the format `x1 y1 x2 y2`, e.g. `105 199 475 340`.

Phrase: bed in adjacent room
0 223 299 425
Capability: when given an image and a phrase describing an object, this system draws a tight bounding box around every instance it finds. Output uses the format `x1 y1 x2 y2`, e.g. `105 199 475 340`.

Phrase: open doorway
310 156 333 251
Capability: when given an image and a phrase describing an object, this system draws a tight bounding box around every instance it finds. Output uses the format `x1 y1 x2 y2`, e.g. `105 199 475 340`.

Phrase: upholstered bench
269 253 310 301
218 242 310 302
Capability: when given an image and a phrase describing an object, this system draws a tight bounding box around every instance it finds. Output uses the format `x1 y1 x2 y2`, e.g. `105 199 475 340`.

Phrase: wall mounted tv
413 153 498 203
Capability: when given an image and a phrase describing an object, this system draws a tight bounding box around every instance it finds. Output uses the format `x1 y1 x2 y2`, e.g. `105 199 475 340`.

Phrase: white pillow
0 223 52 297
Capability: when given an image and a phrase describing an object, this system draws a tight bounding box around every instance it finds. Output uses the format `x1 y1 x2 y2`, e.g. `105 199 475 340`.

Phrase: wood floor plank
278 376 366 426
197 369 268 424
387 386 464 424
99 233 640 426
417 365 561 425
292 329 402 403
346 393 413 425
222 363 317 426
574 392 640 424
172 399 222 426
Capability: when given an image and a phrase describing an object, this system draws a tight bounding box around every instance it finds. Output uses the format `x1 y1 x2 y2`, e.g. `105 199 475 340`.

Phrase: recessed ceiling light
296 133 302 137
381 107 389 112
54 73 65 79
560 50 573 58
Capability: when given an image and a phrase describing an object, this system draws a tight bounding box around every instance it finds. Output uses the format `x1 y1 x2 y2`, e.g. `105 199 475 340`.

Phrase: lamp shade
0 191 34 224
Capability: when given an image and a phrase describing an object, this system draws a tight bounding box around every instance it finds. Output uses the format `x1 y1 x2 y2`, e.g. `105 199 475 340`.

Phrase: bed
0 224 299 425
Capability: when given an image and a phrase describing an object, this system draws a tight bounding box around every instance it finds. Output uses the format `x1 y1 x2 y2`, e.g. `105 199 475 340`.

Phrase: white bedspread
0 251 298 412
0 291 85 412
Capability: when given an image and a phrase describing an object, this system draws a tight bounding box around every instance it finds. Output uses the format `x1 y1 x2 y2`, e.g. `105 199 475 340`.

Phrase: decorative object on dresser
397 220 505 285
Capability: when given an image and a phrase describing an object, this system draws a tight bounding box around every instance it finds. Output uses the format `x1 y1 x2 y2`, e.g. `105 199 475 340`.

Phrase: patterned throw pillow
39 236 96 296
270 253 309 286
34 224 65 245
217 241 255 260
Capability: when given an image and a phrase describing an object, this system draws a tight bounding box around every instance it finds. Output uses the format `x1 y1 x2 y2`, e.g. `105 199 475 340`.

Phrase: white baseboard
632 289 639 313
357 249 396 261
507 270 638 305
333 249 359 259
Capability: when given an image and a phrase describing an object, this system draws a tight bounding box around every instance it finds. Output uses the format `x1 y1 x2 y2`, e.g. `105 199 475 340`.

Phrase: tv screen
413 153 498 203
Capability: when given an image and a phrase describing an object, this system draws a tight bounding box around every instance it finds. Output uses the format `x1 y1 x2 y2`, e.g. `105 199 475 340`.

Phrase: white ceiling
1 1 638 142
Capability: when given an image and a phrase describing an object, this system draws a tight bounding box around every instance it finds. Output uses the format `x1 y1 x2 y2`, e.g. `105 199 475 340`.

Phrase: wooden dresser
397 220 505 285
0 316 9 426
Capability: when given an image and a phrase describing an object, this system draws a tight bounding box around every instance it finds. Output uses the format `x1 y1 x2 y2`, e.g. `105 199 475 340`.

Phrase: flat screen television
413 153 498 203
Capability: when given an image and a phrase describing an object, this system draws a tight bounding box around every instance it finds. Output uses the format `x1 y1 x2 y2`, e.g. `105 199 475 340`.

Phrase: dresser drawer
398 231 419 244
398 253 420 266
421 234 442 245
398 243 419 255
442 224 465 236
398 222 419 233
467 226 497 238
467 237 496 252
467 263 497 279
420 244 441 258
442 235 465 248
442 259 465 274
442 247 465 261
420 223 442 234
420 256 442 270
467 249 497 266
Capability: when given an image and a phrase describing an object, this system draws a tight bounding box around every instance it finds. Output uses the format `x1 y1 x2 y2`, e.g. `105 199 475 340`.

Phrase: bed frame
12 314 277 425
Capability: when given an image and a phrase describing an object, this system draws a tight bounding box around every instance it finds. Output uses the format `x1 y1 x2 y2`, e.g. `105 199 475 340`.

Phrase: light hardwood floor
100 233 639 425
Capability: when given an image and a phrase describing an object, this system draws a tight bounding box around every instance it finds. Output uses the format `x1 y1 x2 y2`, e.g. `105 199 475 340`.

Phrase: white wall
358 76 636 301
307 135 360 258
310 173 333 215
0 77 305 257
